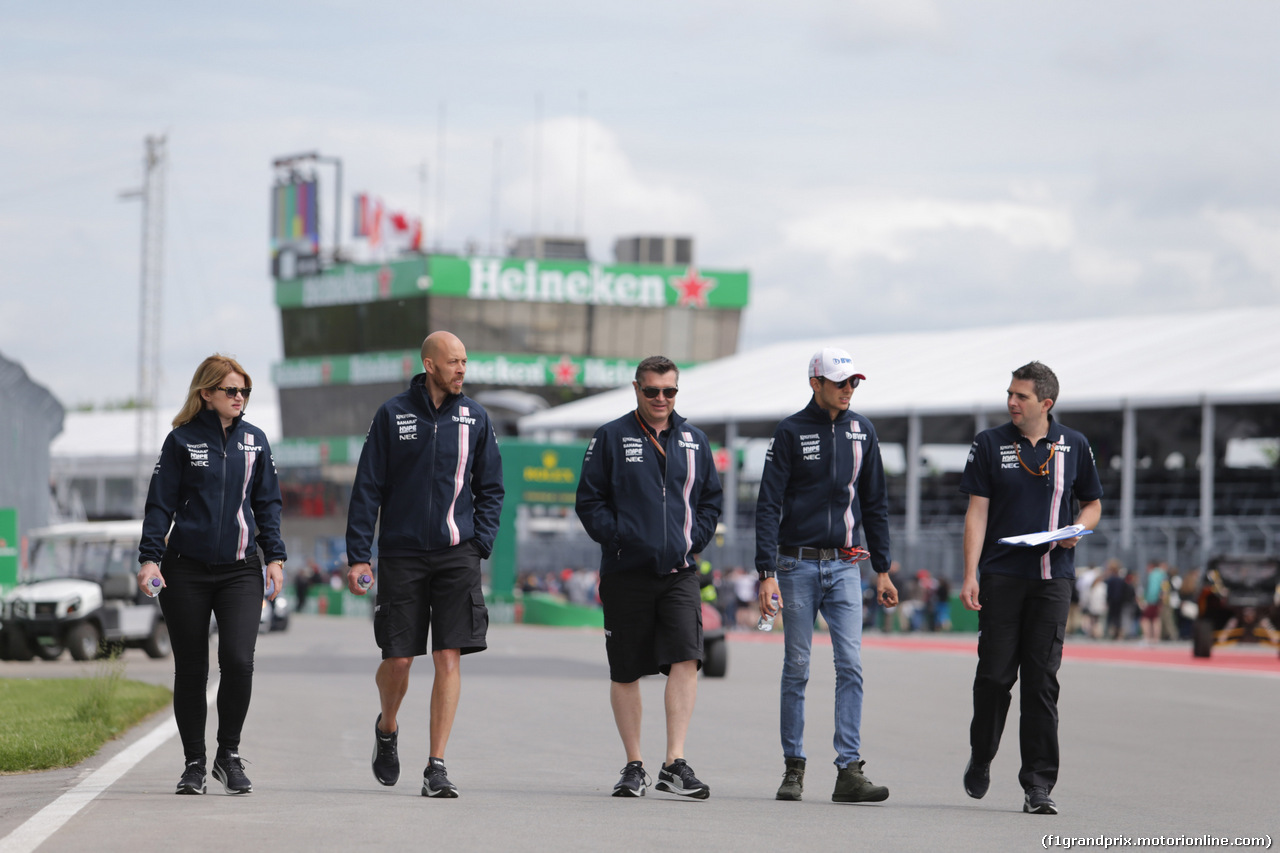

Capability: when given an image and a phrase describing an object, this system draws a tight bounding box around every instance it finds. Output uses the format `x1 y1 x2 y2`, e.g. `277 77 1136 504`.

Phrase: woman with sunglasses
137 354 286 796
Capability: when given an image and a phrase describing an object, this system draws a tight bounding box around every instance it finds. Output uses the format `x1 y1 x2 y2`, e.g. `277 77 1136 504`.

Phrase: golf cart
0 520 170 661
1191 555 1280 659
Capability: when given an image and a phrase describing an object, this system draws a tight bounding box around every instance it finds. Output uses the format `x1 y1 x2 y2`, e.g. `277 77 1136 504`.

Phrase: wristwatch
758 570 776 579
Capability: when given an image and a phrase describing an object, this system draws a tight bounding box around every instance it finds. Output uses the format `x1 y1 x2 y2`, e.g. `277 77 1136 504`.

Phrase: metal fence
515 516 1280 581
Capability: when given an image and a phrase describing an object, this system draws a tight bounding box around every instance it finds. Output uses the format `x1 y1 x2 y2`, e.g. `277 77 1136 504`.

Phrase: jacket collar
411 373 462 415
195 406 242 439
803 396 854 425
632 409 686 438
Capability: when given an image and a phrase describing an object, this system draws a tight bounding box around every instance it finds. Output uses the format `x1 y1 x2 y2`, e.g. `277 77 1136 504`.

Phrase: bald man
347 331 504 798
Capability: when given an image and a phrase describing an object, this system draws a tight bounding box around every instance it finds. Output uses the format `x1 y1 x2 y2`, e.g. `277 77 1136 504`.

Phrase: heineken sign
275 256 748 310
430 256 748 309
273 349 652 390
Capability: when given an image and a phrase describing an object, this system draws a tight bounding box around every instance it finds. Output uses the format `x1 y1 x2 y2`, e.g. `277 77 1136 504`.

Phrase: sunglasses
215 386 252 399
640 386 678 399
822 376 861 390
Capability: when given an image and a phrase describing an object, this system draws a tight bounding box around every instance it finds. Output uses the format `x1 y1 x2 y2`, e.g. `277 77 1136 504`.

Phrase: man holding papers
958 361 1102 816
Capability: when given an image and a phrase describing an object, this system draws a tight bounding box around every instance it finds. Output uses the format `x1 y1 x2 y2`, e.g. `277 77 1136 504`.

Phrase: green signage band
0 507 19 591
273 350 652 390
275 258 429 308
275 256 749 310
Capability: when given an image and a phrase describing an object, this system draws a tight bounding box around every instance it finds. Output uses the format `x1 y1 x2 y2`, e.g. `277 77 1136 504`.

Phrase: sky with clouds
2 0 1278 409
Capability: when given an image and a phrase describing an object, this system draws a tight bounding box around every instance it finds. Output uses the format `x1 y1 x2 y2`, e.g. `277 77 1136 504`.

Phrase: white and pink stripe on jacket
1041 433 1066 580
681 431 696 558
842 423 865 548
445 407 471 546
234 439 256 560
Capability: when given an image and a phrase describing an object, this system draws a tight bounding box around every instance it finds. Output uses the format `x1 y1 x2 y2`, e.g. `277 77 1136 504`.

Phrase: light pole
119 135 166 518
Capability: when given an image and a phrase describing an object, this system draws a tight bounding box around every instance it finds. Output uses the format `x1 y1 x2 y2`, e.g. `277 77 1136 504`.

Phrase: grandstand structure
519 306 1280 577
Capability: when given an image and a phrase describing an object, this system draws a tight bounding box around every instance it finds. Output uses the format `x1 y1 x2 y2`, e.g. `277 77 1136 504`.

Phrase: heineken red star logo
551 356 581 386
377 266 393 298
670 267 716 308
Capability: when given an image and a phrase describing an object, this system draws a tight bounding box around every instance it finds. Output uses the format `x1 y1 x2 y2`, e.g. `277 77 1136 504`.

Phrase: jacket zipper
427 414 438 527
827 421 837 543
215 429 228 562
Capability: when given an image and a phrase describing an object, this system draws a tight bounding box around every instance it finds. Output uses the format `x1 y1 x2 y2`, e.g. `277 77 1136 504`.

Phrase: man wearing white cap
755 347 898 803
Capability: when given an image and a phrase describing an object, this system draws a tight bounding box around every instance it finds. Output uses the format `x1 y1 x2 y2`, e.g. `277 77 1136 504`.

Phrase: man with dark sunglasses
755 347 897 804
958 361 1101 816
576 355 723 800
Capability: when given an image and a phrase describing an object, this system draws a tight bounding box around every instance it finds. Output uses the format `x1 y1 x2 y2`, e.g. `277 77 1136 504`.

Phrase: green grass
0 659 172 773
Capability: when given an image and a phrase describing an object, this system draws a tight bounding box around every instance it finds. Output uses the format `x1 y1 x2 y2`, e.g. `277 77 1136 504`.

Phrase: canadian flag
354 194 421 255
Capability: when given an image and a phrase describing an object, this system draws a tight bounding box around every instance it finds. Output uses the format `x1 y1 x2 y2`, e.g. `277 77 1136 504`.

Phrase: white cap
808 347 865 383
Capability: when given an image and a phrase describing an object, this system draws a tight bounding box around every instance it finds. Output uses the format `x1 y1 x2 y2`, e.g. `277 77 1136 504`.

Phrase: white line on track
0 681 217 853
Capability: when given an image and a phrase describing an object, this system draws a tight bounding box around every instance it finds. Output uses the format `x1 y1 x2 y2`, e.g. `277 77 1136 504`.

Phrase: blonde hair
173 354 253 428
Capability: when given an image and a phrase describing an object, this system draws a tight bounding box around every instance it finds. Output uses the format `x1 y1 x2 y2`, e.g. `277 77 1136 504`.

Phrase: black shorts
599 569 703 683
374 543 488 659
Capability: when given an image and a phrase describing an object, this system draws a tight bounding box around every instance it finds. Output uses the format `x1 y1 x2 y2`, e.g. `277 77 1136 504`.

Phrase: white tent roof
51 403 281 460
519 305 1280 433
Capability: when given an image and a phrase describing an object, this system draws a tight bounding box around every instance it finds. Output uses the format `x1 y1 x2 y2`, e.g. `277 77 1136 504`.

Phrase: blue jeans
776 554 865 768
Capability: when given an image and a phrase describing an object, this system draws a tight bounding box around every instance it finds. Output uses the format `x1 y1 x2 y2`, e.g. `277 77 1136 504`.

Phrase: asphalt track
1 616 1276 853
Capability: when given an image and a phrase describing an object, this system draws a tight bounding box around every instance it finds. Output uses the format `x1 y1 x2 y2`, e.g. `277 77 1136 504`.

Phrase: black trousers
158 553 264 762
970 573 1071 793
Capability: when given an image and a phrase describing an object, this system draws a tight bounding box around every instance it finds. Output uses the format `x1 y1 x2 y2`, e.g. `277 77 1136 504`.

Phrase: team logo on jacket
237 434 263 452
188 442 210 467
396 412 418 441
623 436 644 463
800 433 821 461
678 431 700 451
845 420 866 441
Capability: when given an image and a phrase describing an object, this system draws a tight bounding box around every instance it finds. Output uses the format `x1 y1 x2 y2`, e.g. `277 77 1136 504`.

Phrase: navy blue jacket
346 374 504 563
140 408 286 566
754 398 892 576
959 417 1103 581
575 410 723 576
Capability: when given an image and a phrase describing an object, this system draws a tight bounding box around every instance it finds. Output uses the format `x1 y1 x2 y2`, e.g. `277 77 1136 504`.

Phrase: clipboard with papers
996 524 1093 548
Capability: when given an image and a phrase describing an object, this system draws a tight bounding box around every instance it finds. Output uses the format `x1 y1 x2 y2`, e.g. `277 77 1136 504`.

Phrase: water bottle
145 578 162 598
357 573 374 592
757 594 780 632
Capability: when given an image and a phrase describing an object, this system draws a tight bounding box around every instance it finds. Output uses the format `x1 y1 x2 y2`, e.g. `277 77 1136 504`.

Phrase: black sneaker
655 758 710 799
612 760 652 797
372 714 399 786
422 757 459 798
1024 787 1058 815
212 748 253 794
963 756 990 799
175 759 206 795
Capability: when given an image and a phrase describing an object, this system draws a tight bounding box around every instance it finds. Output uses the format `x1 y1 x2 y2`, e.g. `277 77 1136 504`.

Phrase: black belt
778 546 840 561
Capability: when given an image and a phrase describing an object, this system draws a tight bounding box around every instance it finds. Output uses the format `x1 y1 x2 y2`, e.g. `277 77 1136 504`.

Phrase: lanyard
1014 437 1056 478
634 411 667 458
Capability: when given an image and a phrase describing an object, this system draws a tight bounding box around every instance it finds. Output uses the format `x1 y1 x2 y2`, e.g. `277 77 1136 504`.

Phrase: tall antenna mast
434 102 446 249
532 93 542 237
121 135 166 517
490 138 502 255
576 90 587 235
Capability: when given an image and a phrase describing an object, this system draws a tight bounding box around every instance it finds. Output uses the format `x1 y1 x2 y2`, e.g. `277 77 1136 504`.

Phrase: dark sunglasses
823 376 861 390
215 386 252 399
640 386 678 399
